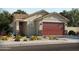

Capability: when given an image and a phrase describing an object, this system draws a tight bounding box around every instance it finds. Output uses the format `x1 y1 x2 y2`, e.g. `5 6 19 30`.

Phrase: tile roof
13 13 29 19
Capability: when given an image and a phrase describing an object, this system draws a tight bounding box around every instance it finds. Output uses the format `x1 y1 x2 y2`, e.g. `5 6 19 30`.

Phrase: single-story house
12 10 69 36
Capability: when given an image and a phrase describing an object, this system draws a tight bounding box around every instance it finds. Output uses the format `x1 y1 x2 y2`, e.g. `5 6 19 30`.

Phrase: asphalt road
0 43 79 51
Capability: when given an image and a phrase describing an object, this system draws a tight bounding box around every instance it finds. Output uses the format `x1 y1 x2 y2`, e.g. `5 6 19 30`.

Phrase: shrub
48 35 52 40
31 36 38 40
37 37 41 40
22 37 27 41
53 36 58 40
23 39 27 41
7 33 12 37
68 30 76 35
1 36 8 41
14 35 22 41
15 39 20 41
48 35 58 40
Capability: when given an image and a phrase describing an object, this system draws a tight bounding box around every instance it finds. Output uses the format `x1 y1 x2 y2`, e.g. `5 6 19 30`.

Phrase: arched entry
19 22 27 36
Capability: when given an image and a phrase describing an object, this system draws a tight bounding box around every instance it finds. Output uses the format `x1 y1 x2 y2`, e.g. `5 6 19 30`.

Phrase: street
0 43 79 51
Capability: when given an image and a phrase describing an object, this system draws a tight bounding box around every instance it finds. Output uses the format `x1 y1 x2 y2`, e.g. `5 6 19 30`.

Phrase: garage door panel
43 22 64 35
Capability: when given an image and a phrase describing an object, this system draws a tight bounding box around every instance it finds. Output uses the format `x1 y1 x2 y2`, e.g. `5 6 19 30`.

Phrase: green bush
68 30 76 35
23 39 27 41
14 35 22 41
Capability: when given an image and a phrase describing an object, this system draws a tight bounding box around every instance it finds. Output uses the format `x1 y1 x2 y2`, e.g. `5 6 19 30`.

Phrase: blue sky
3 8 72 14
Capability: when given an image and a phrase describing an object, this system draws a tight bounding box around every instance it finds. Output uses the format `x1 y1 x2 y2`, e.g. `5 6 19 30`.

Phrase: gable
42 16 63 23
42 13 69 23
24 14 44 22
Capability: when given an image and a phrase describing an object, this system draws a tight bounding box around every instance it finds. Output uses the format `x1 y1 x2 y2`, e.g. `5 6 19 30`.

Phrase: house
12 10 69 36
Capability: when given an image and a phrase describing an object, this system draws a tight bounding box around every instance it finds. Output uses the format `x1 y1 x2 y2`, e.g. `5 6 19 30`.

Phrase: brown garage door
42 22 64 35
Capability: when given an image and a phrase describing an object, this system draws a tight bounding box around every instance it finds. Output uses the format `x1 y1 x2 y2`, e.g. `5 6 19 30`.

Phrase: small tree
60 8 79 27
0 10 13 35
13 10 26 14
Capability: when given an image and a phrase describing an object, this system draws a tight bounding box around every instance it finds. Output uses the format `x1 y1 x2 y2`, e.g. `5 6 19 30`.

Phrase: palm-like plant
60 8 79 27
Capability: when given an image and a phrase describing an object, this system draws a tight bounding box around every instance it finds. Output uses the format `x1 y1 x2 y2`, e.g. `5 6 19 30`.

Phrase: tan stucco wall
42 16 63 23
12 21 19 34
26 14 44 36
65 27 79 33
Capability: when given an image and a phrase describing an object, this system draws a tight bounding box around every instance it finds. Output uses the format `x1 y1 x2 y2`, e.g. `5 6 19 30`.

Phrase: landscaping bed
0 35 59 42
0 35 79 48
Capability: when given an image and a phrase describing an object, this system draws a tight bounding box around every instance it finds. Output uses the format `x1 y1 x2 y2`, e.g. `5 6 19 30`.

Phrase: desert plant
52 36 58 40
48 35 52 40
31 36 38 40
7 33 12 37
23 39 27 41
48 35 58 40
37 37 41 40
1 36 8 41
14 35 22 41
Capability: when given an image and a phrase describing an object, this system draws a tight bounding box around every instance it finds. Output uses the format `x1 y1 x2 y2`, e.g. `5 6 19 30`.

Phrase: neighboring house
12 10 69 36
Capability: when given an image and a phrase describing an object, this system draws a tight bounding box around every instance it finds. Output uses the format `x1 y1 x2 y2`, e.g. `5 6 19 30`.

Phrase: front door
19 22 26 35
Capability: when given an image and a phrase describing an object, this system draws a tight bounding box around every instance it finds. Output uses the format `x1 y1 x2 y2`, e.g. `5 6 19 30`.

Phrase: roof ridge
29 9 49 16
